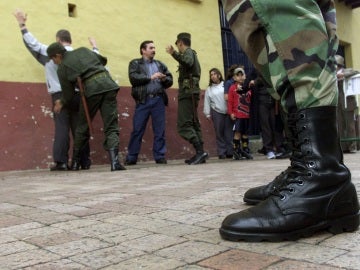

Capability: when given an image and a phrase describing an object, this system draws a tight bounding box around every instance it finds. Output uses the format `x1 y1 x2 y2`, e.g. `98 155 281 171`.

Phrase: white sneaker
266 151 276 159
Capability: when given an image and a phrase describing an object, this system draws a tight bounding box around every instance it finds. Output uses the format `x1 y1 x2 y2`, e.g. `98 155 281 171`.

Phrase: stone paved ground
0 152 359 270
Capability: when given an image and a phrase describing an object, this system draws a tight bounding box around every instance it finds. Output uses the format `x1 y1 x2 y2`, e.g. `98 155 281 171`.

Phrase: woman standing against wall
204 68 233 159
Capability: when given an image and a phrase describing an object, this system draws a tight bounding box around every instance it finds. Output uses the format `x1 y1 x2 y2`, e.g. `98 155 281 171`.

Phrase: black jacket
128 58 173 104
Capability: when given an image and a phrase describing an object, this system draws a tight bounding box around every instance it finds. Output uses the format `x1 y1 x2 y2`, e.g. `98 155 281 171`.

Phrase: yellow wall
2 1 359 86
336 1 360 70
1 0 223 89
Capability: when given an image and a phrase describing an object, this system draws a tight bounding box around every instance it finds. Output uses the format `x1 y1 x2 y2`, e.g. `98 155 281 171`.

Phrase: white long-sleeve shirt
22 29 99 95
203 81 227 118
22 29 74 94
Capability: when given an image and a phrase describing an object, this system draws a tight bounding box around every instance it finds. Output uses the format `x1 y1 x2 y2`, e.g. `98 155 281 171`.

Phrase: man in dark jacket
46 42 126 171
125 41 173 165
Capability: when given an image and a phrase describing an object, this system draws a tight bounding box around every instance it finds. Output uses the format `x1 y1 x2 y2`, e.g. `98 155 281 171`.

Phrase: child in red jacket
228 67 253 160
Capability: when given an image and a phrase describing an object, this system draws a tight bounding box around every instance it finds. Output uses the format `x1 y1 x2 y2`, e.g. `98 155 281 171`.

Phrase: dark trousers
74 90 119 159
177 95 203 145
51 92 90 164
224 115 234 155
258 101 284 152
211 109 233 156
126 95 166 161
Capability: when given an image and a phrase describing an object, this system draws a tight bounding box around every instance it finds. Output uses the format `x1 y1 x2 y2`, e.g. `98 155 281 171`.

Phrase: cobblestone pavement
0 152 359 270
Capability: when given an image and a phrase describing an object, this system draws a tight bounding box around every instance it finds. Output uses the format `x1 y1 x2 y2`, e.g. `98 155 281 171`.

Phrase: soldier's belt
84 71 107 83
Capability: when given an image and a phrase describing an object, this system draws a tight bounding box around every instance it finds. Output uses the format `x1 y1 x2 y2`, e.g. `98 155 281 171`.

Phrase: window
218 1 254 77
68 3 77 17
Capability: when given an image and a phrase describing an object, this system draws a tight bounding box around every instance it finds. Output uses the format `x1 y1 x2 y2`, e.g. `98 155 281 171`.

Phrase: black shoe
257 147 267 155
226 154 233 159
240 149 253 160
232 151 242 160
186 156 206 164
156 158 167 164
70 160 80 171
219 155 226 159
125 160 137 165
112 163 126 171
190 152 208 165
50 162 68 171
80 159 91 170
185 154 196 164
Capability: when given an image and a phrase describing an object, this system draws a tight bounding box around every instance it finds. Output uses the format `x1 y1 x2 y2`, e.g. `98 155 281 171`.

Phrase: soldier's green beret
47 42 66 58
176 32 191 44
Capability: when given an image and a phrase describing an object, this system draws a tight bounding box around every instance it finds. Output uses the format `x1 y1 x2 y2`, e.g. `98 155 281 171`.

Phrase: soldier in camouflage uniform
219 0 359 241
166 33 208 165
46 42 126 172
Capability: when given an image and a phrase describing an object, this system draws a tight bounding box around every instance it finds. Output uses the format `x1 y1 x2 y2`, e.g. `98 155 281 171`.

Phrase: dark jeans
126 95 166 161
52 92 90 164
258 101 284 152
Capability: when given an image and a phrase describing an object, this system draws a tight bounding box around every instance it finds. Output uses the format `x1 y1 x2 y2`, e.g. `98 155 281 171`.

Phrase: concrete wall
336 2 360 70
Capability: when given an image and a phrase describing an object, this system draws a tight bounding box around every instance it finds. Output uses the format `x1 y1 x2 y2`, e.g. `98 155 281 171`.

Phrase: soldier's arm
171 49 194 69
57 65 75 107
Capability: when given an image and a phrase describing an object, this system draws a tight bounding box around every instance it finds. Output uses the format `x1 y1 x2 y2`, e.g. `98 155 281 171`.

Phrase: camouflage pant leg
222 0 339 114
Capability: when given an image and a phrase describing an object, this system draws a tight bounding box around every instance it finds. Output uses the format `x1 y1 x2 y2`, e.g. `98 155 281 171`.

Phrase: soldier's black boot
108 149 126 171
243 172 288 205
190 142 208 165
70 149 81 171
220 106 360 242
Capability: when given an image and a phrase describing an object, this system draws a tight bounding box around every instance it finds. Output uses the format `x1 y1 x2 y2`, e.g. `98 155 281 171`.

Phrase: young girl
227 67 253 160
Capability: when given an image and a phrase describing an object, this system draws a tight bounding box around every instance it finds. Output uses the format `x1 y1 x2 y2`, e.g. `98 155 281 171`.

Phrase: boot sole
219 212 360 242
243 198 261 205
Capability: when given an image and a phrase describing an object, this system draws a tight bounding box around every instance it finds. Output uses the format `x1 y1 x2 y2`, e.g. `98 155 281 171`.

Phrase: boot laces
271 112 310 199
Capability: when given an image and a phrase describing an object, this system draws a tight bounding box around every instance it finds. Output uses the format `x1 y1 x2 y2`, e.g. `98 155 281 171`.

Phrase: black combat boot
243 171 288 204
220 106 360 242
190 142 208 165
109 149 126 171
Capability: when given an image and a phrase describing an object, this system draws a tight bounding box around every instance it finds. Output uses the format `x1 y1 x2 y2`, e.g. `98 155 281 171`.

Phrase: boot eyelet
302 125 307 130
308 161 316 168
289 188 295 193
297 180 304 186
307 172 312 177
280 194 286 201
